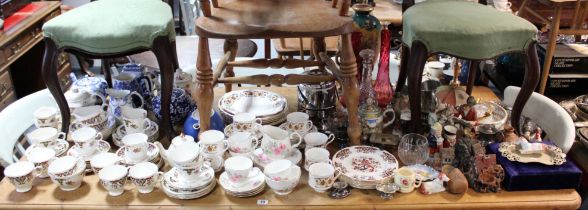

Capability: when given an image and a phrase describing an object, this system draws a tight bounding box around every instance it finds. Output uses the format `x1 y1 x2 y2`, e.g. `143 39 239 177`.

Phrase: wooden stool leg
466 60 480 95
75 55 95 77
407 41 428 132
396 45 409 93
41 39 70 134
338 33 361 145
171 40 180 71
195 37 214 132
224 39 238 93
538 5 562 94
101 59 113 88
512 42 540 134
153 36 176 139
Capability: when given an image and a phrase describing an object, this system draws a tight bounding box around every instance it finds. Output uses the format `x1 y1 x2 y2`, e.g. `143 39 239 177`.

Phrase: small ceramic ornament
419 173 449 195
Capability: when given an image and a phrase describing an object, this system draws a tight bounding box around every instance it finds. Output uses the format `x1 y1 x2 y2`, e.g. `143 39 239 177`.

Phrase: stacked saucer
115 142 162 168
219 167 265 197
67 139 111 173
112 121 159 147
218 90 287 126
161 164 216 199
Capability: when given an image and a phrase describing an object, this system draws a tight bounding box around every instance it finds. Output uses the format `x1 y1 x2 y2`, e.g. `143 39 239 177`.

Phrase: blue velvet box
488 143 582 191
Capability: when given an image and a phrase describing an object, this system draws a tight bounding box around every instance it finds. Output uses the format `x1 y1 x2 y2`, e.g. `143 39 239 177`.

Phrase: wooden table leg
538 5 562 94
396 45 409 93
41 39 70 134
153 36 176 140
512 42 540 134
407 41 428 133
466 60 480 95
337 33 361 145
195 37 214 133
224 39 237 93
101 59 112 88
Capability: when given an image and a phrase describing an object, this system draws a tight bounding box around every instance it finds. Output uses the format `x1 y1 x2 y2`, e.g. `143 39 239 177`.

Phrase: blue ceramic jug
183 108 224 139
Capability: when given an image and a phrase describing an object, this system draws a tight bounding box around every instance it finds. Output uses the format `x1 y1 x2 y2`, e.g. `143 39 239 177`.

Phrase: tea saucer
219 167 264 193
25 139 69 157
115 143 160 165
224 123 263 140
66 140 111 161
112 122 159 147
162 177 216 200
163 164 215 190
252 148 302 169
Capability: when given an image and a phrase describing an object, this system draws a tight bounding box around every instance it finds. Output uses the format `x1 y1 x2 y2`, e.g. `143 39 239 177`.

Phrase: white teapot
154 135 202 168
65 88 105 109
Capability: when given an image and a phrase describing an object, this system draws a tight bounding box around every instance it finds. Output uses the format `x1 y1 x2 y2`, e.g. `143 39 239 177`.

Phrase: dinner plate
332 146 398 189
218 90 287 117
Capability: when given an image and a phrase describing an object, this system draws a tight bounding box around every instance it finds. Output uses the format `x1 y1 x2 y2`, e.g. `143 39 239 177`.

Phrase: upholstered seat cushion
402 0 537 59
42 0 174 54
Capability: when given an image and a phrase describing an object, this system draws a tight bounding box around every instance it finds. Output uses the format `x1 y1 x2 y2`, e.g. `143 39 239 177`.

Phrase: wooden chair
194 0 362 144
503 86 575 153
41 0 179 138
517 0 588 94
0 89 56 166
272 37 339 59
397 0 540 134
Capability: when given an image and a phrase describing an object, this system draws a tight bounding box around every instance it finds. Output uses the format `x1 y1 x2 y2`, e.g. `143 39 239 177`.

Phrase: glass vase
373 27 393 109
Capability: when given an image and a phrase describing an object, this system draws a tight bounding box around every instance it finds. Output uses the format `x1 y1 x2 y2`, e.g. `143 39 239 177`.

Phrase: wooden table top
0 86 580 209
371 0 403 25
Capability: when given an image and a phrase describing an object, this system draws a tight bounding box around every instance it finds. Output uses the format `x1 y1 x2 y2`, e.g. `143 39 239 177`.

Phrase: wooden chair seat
195 0 353 39
272 37 339 57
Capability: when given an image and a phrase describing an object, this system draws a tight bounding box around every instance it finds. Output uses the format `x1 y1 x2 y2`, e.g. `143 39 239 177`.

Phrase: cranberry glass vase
373 28 393 108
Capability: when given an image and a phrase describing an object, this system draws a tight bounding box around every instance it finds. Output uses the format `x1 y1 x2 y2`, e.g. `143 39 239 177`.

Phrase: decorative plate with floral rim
218 90 287 117
498 142 566 165
332 146 398 189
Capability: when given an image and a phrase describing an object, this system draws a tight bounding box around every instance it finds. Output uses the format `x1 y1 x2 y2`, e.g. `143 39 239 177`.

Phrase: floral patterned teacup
308 162 341 192
261 125 301 160
98 165 129 196
33 106 60 128
27 148 56 178
232 112 262 132
122 133 149 162
304 148 332 171
199 130 228 155
4 161 39 192
27 127 66 148
303 132 335 152
47 156 79 178
224 156 258 184
265 164 301 195
71 127 102 157
129 162 163 194
48 158 86 191
121 106 152 134
90 152 122 174
228 132 259 154
264 159 293 181
286 112 313 132
394 167 422 193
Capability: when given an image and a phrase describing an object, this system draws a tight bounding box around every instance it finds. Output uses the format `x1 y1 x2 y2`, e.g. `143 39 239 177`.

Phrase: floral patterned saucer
498 142 566 165
162 177 216 200
115 143 160 165
112 121 159 147
218 89 287 117
219 167 264 196
163 164 215 191
25 139 69 157
66 140 111 161
224 123 263 140
332 146 398 189
252 148 302 169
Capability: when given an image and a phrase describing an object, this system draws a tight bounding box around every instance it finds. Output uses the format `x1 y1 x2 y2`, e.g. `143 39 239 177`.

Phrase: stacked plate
112 120 159 147
161 165 216 199
218 90 288 126
219 167 265 197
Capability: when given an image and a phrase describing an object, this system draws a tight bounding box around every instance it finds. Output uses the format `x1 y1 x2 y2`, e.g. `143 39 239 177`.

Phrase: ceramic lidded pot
351 3 381 83
183 108 224 139
71 77 108 99
152 88 196 125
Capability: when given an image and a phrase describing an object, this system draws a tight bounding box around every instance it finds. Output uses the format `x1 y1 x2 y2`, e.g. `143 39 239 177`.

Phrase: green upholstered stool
41 0 179 138
396 0 540 133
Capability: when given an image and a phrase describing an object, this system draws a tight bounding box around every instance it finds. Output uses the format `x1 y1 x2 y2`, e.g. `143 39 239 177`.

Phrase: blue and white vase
152 88 195 125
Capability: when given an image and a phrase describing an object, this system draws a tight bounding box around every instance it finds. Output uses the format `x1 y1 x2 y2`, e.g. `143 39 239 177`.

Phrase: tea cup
90 152 122 174
224 156 258 184
308 162 341 192
47 156 79 178
304 148 331 171
265 164 301 195
129 162 163 193
167 141 202 168
232 113 262 132
264 159 293 181
199 130 228 155
394 167 422 193
27 127 66 148
26 148 56 178
202 152 224 172
71 127 102 156
286 112 313 132
98 164 129 196
72 104 108 125
303 132 335 151
121 106 153 134
4 161 39 192
122 133 149 162
228 132 259 154
33 106 60 128
49 158 86 191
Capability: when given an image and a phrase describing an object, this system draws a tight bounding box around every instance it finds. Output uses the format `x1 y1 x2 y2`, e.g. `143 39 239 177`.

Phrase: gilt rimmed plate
218 90 287 117
498 142 566 165
332 146 398 189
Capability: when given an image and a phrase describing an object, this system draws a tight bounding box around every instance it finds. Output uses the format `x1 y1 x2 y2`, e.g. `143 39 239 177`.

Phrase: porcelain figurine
152 88 195 125
428 122 444 154
419 173 449 195
183 108 224 139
